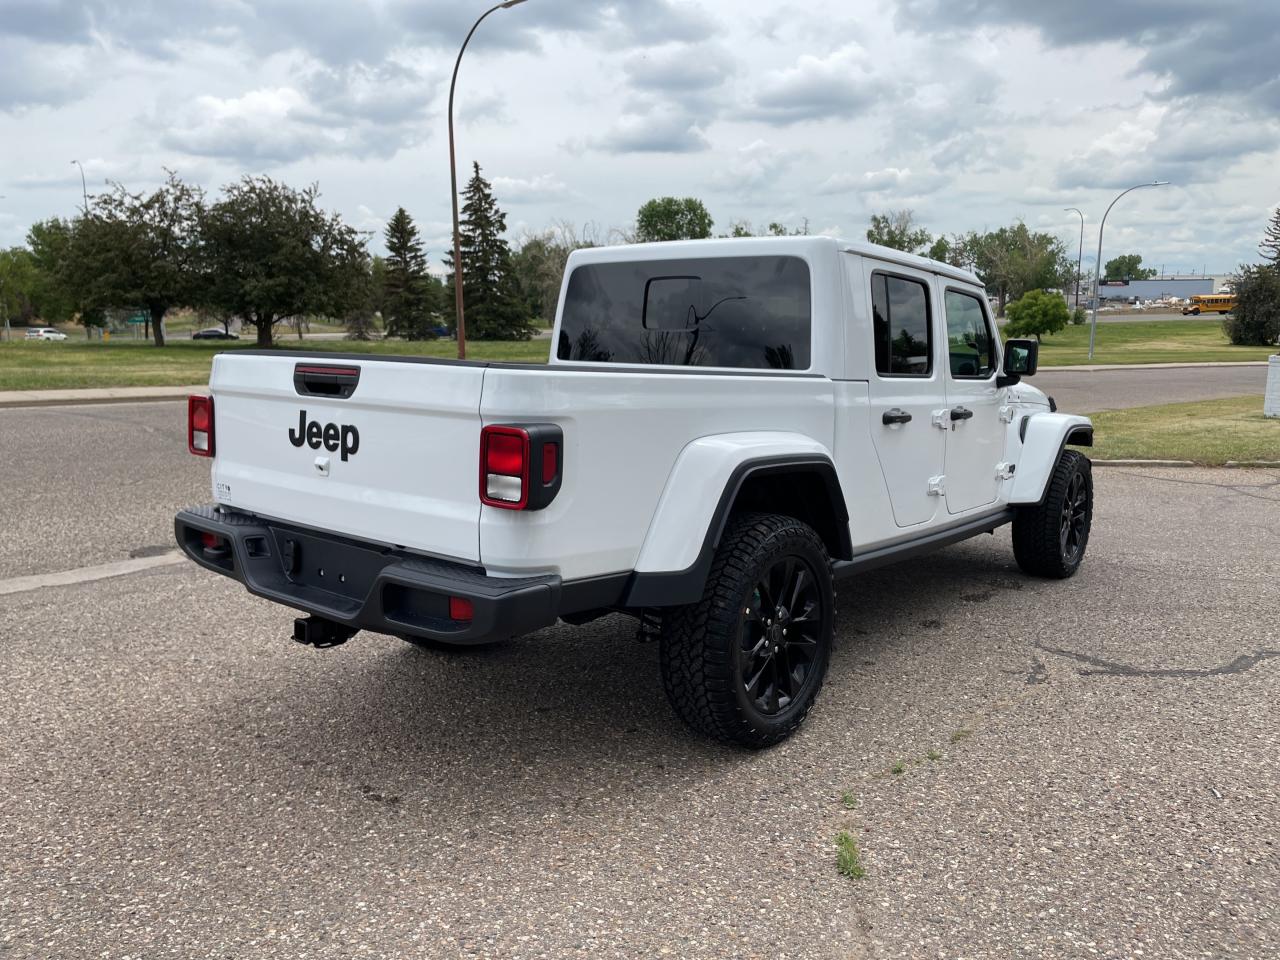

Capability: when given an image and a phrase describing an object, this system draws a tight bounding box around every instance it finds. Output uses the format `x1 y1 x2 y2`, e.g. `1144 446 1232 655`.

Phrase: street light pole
448 0 528 361
1064 208 1084 310
70 160 88 213
1088 181 1170 360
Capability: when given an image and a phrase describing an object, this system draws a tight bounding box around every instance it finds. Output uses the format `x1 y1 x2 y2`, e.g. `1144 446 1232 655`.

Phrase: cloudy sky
2 0 1278 274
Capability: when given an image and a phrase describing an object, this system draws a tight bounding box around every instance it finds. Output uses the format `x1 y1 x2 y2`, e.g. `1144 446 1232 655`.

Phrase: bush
1003 289 1070 342
1222 264 1280 346
1071 307 1087 325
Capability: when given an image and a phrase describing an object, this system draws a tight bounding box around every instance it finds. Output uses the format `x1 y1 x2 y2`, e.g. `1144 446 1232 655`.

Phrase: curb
1093 460 1280 468
1091 459 1197 467
0 387 206 410
1044 361 1270 372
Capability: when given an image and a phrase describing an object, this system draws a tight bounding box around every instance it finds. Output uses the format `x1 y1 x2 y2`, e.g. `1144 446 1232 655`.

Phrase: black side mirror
998 338 1038 387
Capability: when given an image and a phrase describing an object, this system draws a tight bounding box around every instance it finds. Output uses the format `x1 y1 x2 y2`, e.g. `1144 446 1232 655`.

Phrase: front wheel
659 513 834 748
1012 449 1093 578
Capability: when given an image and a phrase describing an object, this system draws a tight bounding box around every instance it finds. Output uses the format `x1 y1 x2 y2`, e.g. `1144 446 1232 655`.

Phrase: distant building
1096 276 1214 301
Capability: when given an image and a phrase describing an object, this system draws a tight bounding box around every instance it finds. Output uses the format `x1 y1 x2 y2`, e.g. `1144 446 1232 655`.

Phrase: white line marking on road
0 551 187 597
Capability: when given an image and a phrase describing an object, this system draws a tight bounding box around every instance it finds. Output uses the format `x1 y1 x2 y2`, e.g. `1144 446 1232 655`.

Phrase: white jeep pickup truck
176 236 1093 747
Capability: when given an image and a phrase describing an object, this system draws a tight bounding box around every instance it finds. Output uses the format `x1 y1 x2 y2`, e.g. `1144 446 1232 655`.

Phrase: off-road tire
1012 449 1093 578
659 512 834 749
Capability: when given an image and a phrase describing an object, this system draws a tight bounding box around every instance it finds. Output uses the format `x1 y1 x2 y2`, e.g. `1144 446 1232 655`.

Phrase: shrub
1003 289 1070 342
1222 264 1280 346
1071 307 1087 325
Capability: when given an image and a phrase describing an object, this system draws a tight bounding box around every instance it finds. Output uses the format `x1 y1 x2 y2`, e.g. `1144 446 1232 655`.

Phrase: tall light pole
448 0 529 360
70 160 88 213
1088 180 1170 360
1064 208 1085 310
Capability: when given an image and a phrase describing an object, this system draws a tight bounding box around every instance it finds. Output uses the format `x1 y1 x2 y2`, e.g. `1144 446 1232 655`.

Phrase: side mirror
998 338 1038 387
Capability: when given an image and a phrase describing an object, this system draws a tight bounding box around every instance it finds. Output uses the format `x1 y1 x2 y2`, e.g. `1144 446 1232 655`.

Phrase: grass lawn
0 337 552 391
1089 396 1280 464
1 318 1272 391
1032 320 1275 367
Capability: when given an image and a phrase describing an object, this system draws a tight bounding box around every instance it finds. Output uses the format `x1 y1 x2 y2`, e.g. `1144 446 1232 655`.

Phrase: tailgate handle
294 364 360 399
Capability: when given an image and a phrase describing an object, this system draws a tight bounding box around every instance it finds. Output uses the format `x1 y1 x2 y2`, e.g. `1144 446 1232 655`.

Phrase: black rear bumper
174 505 563 645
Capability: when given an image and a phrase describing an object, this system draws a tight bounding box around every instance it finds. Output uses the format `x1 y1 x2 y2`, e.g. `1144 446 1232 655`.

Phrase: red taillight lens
448 596 474 622
480 426 530 509
201 532 221 550
188 395 214 457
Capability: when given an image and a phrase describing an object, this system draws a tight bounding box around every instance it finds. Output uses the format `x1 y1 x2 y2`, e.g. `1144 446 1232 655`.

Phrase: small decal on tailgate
215 481 232 501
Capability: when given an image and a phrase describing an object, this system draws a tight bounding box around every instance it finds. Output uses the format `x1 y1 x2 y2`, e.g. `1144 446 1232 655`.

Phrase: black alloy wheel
740 555 826 717
1059 471 1089 566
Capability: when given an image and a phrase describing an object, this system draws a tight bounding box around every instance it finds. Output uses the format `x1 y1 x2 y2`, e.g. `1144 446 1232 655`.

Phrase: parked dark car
192 327 239 341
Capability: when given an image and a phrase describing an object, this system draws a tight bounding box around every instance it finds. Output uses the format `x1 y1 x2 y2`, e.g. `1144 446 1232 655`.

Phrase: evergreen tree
1261 207 1280 264
382 207 434 339
446 162 535 341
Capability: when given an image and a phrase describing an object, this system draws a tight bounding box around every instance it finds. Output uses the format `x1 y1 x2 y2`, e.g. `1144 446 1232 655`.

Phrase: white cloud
492 174 571 203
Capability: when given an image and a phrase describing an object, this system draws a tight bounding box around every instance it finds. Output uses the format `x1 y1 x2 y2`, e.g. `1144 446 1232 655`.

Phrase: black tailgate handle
294 364 360 399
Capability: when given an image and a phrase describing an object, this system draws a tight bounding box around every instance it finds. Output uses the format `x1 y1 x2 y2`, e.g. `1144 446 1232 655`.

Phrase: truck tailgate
209 353 484 562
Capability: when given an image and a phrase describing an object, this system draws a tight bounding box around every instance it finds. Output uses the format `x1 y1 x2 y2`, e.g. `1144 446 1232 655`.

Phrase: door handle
950 406 974 422
882 408 913 425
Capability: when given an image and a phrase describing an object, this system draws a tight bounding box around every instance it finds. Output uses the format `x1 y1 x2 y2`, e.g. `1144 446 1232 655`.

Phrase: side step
292 616 358 649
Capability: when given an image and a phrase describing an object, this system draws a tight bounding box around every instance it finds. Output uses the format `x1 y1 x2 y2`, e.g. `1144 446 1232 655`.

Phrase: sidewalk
0 384 207 409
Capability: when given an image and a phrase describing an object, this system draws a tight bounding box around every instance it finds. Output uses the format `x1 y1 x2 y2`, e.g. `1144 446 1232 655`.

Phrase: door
863 263 946 528
941 286 1006 514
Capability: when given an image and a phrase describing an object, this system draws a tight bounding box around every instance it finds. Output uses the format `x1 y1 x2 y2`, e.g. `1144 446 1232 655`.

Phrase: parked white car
176 236 1094 747
24 327 68 341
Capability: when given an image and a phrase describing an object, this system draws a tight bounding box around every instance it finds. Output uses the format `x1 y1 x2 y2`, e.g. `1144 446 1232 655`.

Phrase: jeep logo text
289 410 360 462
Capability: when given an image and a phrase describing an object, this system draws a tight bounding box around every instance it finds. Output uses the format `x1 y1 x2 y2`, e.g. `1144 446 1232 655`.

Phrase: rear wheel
1012 449 1093 578
659 513 834 748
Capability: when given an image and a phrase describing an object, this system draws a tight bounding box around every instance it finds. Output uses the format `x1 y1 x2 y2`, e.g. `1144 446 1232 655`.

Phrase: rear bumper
174 505 562 645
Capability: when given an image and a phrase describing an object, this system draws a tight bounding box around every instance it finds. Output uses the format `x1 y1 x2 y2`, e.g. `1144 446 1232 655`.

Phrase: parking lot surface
2 406 1277 959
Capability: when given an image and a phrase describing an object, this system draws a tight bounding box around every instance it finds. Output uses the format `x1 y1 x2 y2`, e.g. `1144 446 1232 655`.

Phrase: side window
943 290 996 379
871 273 932 376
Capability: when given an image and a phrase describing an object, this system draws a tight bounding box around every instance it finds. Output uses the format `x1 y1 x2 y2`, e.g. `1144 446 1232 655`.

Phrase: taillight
188 395 214 457
479 423 563 511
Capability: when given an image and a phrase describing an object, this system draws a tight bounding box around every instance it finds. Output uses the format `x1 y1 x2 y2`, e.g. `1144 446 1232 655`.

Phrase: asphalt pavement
1034 364 1267 414
2 404 1278 959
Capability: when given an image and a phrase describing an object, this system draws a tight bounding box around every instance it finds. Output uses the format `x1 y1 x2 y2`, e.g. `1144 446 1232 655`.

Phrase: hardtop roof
565 235 983 287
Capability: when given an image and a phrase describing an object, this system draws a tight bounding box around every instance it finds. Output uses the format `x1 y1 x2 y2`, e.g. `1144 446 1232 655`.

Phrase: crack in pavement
1111 469 1280 504
1034 641 1280 678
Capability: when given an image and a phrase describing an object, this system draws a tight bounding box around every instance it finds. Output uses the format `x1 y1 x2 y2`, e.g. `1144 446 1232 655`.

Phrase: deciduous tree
199 176 368 347
866 210 931 255
1003 289 1070 343
71 171 205 346
635 197 714 243
1103 253 1156 281
1260 207 1280 264
1222 264 1280 346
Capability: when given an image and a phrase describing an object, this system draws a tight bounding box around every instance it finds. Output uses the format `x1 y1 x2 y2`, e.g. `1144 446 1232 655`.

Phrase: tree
958 224 1073 316
25 219 80 326
635 197 713 243
382 207 435 339
1222 264 1280 346
0 247 42 326
866 210 931 255
1260 207 1280 264
1003 289 1070 343
69 171 205 346
445 162 535 340
1103 253 1156 281
199 176 368 347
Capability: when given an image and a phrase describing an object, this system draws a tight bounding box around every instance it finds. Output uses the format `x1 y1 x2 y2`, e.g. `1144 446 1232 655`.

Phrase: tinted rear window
556 255 812 369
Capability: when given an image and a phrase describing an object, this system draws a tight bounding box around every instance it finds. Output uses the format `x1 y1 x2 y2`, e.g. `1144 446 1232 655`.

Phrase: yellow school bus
1183 293 1236 315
